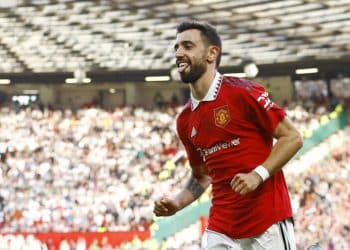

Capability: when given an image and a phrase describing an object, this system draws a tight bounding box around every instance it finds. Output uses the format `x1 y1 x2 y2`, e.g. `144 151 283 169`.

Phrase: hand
153 197 180 217
230 172 263 195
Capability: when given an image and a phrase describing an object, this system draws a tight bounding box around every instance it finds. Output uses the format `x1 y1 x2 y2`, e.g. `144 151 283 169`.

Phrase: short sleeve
176 112 203 167
243 82 286 134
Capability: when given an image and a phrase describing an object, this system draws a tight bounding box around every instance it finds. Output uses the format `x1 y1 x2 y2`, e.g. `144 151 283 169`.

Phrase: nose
175 47 184 58
175 53 185 65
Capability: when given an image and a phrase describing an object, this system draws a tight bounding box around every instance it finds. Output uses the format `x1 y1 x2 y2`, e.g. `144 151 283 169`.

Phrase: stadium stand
0 0 350 77
0 98 348 249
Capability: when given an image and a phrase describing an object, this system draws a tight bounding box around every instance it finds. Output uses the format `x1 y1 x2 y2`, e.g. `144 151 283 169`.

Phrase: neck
190 67 217 100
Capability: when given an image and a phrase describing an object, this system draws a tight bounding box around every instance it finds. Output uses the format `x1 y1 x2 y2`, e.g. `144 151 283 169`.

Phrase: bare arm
260 116 303 174
154 165 211 216
175 166 211 210
231 117 303 195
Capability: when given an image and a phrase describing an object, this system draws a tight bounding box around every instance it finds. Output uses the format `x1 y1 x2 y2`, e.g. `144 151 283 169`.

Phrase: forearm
231 133 302 195
262 131 303 175
175 174 211 210
231 118 303 195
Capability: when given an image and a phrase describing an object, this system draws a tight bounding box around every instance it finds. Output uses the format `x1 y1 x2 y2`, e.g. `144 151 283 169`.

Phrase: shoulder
222 76 267 100
176 101 191 125
175 101 192 140
222 76 265 92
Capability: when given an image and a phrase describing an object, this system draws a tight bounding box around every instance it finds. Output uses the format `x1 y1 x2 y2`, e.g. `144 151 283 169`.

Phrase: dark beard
180 61 207 84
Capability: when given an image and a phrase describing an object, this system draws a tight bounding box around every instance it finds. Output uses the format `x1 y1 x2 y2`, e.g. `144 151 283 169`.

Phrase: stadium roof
0 0 350 83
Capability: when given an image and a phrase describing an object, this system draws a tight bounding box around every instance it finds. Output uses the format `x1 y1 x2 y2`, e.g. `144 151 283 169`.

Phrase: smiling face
174 29 209 84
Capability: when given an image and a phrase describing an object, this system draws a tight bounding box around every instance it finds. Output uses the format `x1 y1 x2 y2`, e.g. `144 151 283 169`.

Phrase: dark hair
176 20 222 68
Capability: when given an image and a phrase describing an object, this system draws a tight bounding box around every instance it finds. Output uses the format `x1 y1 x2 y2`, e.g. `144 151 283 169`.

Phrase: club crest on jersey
214 105 231 128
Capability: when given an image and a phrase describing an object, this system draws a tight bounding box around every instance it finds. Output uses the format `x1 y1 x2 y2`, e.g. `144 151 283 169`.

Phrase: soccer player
153 20 303 250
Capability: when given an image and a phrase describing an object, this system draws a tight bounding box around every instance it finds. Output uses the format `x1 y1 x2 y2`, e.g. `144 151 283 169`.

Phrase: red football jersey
176 72 293 238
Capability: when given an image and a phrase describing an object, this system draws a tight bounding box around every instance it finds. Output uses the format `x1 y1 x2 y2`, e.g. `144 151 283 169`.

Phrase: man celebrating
154 20 303 250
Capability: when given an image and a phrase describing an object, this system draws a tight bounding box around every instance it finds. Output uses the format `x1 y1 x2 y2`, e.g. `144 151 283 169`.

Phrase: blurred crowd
287 131 350 250
0 105 188 234
0 78 349 249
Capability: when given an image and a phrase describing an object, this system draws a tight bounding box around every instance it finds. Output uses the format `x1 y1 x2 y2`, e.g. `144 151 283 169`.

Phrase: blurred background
0 0 349 249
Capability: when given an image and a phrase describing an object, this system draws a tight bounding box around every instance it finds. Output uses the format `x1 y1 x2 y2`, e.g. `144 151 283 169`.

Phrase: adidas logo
191 127 197 137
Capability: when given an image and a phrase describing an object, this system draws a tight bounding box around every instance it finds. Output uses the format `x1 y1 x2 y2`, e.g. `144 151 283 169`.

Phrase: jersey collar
190 71 223 111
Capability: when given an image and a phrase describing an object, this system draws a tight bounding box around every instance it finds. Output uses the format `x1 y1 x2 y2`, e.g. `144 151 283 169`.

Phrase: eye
184 43 193 50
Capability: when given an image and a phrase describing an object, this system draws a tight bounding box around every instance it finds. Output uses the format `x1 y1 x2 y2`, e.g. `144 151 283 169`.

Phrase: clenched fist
230 171 263 195
153 197 180 217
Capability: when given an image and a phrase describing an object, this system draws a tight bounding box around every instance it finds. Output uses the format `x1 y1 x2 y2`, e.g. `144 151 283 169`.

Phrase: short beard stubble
180 57 207 84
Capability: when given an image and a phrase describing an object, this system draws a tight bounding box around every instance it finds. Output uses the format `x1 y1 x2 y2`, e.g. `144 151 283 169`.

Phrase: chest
187 102 251 147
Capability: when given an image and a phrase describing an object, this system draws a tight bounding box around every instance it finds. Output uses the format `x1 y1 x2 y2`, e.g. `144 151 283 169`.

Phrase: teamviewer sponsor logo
197 138 240 160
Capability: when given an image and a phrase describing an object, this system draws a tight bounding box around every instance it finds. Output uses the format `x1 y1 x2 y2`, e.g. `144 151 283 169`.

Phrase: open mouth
177 62 189 73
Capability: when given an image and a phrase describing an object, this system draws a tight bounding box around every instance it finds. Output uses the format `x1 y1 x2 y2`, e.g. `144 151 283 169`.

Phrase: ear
207 46 220 64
